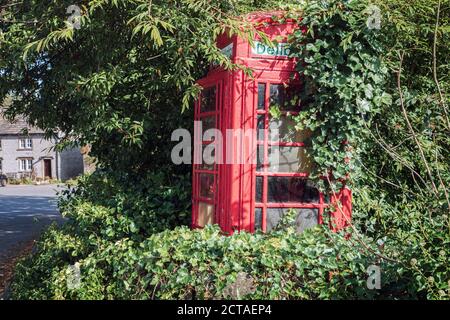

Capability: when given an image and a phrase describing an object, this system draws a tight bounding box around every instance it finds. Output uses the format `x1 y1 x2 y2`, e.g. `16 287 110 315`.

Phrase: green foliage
0 0 301 172
355 0 450 300
10 169 192 299
289 0 391 186
9 170 447 300
9 197 389 300
288 0 450 300
58 169 192 240
4 0 450 301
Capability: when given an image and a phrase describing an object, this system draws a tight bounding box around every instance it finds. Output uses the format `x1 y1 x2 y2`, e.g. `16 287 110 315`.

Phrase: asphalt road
0 185 64 263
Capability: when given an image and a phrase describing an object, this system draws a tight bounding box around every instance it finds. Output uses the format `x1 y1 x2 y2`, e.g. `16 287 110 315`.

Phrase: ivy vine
289 0 392 191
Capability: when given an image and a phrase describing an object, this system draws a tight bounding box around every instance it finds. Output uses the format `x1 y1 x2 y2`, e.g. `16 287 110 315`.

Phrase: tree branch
397 51 439 197
432 0 450 130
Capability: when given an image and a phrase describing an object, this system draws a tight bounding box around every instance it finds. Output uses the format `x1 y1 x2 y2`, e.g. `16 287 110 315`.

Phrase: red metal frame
192 12 352 234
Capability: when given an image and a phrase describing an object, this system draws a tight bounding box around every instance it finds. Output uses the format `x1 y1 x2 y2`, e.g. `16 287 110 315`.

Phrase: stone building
0 116 84 181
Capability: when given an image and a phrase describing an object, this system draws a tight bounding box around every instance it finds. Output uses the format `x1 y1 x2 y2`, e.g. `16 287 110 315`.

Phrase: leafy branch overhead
0 0 302 171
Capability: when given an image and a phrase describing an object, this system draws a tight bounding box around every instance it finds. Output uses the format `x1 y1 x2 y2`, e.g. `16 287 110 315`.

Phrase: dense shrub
9 170 445 300
291 0 450 300
10 170 190 299
9 199 390 300
58 170 192 239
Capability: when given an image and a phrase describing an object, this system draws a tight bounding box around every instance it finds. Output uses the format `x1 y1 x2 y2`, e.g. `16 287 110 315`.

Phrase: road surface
0 185 64 263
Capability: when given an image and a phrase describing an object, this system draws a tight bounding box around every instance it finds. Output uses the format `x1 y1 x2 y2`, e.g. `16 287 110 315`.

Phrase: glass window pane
255 208 263 231
266 208 318 232
267 177 320 203
256 145 264 172
257 115 265 141
255 176 263 203
197 202 215 227
295 208 319 233
257 83 266 110
269 116 312 143
200 144 215 170
270 84 284 108
199 173 215 199
201 116 216 139
268 146 313 173
200 86 216 112
269 84 300 111
266 208 284 232
284 85 301 111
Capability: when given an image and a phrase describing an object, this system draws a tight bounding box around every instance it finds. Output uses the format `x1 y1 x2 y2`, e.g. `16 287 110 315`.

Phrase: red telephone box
192 11 351 234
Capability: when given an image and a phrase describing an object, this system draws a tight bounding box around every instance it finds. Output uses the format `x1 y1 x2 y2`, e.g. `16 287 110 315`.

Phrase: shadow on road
0 195 63 259
0 185 65 297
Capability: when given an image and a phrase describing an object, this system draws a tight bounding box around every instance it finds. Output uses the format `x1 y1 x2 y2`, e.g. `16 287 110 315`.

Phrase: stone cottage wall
0 134 56 178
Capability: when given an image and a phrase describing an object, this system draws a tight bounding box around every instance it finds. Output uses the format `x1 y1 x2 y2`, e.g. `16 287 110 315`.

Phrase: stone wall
0 134 56 179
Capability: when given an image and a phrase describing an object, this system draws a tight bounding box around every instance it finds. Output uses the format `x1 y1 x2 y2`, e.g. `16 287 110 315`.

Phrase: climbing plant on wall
289 0 392 191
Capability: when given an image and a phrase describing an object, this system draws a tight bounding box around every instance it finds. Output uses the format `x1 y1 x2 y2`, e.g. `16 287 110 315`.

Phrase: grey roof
0 113 44 135
0 97 44 135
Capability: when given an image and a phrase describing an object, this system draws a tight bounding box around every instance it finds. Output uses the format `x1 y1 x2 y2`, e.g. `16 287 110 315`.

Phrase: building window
19 158 33 172
19 138 32 150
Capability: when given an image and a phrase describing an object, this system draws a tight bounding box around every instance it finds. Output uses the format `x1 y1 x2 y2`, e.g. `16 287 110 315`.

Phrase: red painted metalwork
192 12 352 234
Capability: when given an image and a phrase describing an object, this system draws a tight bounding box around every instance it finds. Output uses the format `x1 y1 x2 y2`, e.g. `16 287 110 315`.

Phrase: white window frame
18 158 33 172
19 138 33 150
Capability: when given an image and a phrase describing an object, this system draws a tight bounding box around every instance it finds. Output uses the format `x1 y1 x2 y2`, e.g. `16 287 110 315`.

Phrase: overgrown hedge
9 225 378 300
8 171 446 300
8 173 393 300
